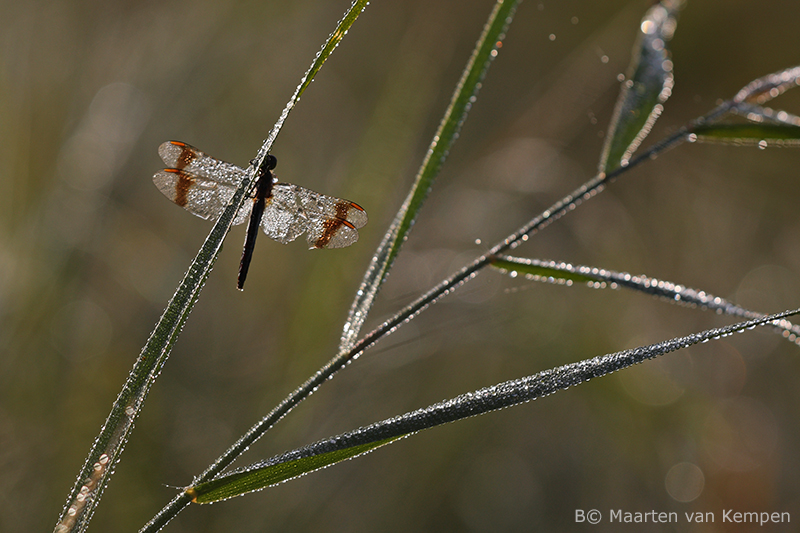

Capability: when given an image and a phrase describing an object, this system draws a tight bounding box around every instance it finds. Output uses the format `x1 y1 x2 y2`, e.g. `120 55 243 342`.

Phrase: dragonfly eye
249 155 277 172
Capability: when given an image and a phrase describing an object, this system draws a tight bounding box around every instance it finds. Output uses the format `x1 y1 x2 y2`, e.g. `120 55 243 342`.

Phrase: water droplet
549 34 556 41
640 20 656 35
758 140 768 149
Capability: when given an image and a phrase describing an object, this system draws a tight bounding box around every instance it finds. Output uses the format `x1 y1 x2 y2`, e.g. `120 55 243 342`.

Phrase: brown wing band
171 141 197 170
164 168 194 207
314 202 359 248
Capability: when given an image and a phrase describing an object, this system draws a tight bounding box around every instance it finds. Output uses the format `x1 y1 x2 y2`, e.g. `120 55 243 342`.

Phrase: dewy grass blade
187 437 401 504
732 65 800 105
135 3 371 532
57 3 371 533
54 166 252 533
184 308 800 504
491 255 800 344
339 0 520 352
692 123 800 146
253 0 370 168
598 0 682 173
730 102 800 127
684 65 800 148
490 256 598 285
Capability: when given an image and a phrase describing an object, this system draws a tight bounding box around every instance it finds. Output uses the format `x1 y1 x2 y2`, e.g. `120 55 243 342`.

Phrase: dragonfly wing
155 141 251 224
153 168 252 224
158 141 246 186
265 184 367 249
259 184 308 244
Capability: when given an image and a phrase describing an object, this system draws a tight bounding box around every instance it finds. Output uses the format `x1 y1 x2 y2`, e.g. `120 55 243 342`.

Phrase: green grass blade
684 65 800 149
692 123 800 146
263 0 368 147
57 4 371 533
135 3 371 532
491 255 800 343
55 176 250 533
187 308 799 504
339 0 520 352
599 0 682 173
732 65 800 105
255 0 370 164
187 437 401 504
490 256 598 285
731 102 800 127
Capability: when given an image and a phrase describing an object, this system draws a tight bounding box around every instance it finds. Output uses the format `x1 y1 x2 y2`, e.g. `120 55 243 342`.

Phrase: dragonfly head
250 154 278 175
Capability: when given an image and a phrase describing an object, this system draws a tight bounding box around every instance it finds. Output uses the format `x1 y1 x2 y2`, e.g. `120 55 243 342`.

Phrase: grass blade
254 0 370 164
491 255 800 343
692 123 800 146
731 102 800 127
54 173 251 533
134 3 371 531
187 438 401 504
185 308 800 503
339 0 521 351
733 65 800 105
684 65 800 148
490 256 598 285
56 3 371 533
599 0 682 173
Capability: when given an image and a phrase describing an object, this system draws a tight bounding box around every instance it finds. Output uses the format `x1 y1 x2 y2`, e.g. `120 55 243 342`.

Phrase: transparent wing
158 141 246 185
154 141 252 224
262 183 368 248
153 169 251 225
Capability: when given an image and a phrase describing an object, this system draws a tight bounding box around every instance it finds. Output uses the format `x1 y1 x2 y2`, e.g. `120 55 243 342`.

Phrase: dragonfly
153 141 368 290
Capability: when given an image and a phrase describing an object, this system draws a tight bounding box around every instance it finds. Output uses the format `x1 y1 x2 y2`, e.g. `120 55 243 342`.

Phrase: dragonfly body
238 154 276 289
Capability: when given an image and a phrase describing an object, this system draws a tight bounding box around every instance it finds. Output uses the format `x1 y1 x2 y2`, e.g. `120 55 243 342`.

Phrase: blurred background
3 0 800 531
